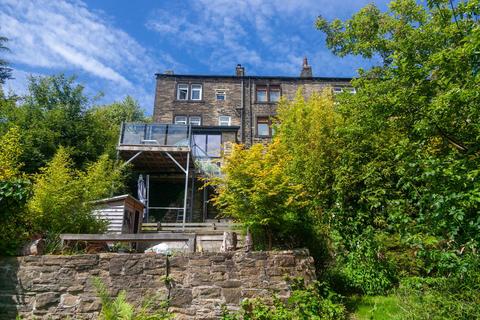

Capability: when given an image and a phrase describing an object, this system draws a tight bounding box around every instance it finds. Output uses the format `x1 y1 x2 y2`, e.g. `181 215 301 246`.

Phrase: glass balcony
120 123 191 147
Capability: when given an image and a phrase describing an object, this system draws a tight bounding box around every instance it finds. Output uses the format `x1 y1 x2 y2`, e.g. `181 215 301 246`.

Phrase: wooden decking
141 222 241 234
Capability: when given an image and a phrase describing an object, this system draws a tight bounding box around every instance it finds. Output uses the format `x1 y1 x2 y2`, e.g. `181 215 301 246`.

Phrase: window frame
256 86 268 103
190 84 203 101
333 86 356 94
189 116 202 126
174 115 188 125
256 116 273 137
269 86 281 102
176 83 189 100
215 89 226 101
255 84 281 103
218 115 231 126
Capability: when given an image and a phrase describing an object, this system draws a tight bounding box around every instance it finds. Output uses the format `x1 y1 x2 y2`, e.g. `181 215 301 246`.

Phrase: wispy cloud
0 0 157 86
146 0 386 76
0 0 180 112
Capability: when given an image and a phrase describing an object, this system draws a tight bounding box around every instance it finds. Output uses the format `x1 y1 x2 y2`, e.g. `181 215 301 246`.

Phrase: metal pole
146 174 150 222
190 168 195 222
182 152 190 230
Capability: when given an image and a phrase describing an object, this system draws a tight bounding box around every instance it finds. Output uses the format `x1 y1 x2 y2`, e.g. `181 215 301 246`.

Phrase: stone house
117 59 352 226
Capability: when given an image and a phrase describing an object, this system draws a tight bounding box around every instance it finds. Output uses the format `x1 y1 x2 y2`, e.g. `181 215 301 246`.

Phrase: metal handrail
119 123 191 147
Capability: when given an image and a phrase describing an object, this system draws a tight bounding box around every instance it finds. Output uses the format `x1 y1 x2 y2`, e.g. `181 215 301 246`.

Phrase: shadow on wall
0 257 22 319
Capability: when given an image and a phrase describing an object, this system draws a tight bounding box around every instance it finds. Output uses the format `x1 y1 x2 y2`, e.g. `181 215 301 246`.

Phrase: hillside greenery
0 74 147 255
213 0 480 318
1 0 479 318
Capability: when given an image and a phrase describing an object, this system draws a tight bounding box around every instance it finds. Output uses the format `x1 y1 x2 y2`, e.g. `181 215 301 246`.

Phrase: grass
347 295 404 320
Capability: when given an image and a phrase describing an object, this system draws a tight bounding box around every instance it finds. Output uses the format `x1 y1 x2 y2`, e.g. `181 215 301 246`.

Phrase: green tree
316 0 480 276
27 148 125 251
1 75 149 172
211 139 309 250
89 96 149 158
1 74 93 171
0 126 32 255
0 35 12 85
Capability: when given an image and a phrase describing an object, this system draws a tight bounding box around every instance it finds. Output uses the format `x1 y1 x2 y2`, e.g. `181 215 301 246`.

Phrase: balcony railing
119 123 191 147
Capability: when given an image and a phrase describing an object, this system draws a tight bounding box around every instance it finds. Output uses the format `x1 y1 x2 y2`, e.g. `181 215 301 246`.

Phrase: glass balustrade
120 123 190 147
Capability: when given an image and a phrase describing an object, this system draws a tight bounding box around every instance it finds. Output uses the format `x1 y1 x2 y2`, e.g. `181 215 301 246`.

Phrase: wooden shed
92 194 144 234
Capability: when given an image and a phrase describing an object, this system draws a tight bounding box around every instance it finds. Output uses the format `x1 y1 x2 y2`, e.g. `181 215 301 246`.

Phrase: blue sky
0 0 390 114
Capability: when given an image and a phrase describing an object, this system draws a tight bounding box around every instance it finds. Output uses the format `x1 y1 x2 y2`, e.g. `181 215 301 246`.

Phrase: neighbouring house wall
0 250 316 320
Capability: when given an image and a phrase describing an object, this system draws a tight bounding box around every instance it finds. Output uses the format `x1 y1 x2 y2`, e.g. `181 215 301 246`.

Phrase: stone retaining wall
0 250 315 319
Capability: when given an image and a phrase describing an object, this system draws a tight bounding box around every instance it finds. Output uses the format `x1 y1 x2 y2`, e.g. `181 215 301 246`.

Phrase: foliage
314 0 480 283
0 75 147 172
94 277 171 320
348 295 403 320
395 263 480 319
340 233 396 295
0 35 12 85
89 96 149 158
210 139 311 250
0 126 32 255
0 126 23 180
27 147 125 252
222 279 346 320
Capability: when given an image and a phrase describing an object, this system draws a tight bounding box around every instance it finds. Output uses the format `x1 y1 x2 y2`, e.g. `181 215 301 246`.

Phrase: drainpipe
240 77 244 143
249 78 253 146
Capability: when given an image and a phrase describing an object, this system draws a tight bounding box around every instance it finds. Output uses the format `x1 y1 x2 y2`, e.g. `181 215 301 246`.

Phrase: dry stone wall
0 250 315 319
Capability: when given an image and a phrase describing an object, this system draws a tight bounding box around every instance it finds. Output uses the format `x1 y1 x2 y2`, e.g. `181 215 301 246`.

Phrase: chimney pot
235 64 245 77
300 57 312 78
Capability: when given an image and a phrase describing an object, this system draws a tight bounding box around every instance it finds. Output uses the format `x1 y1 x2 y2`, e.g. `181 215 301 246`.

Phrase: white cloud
146 0 388 76
0 0 181 113
0 0 162 86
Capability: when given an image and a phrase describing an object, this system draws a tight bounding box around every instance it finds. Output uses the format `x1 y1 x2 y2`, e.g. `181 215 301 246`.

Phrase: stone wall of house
153 74 352 147
0 250 316 320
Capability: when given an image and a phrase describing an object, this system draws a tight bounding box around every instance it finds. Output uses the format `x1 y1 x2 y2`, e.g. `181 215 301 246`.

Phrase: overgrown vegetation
222 279 346 320
0 70 147 255
93 277 171 320
213 0 480 318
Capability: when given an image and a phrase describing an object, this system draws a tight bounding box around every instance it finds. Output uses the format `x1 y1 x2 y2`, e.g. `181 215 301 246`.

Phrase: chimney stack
235 64 245 77
300 57 312 78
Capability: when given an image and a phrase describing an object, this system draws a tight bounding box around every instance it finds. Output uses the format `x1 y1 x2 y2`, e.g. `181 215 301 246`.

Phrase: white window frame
190 84 203 101
333 87 356 94
177 83 189 100
189 116 202 126
333 87 343 94
174 116 187 125
218 116 231 126
216 90 226 101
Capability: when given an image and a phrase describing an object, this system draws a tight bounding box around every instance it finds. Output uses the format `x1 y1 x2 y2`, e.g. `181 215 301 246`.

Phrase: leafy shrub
223 279 346 320
27 148 125 252
339 233 396 295
93 277 171 320
0 126 32 255
396 269 480 320
210 140 311 250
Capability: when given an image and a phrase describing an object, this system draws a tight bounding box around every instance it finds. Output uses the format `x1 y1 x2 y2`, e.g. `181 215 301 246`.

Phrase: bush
27 148 125 252
396 271 480 320
222 279 346 320
0 126 32 255
333 232 396 295
93 277 171 320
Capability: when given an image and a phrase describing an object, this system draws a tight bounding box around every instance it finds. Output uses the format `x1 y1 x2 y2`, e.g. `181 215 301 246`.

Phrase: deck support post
182 152 190 231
